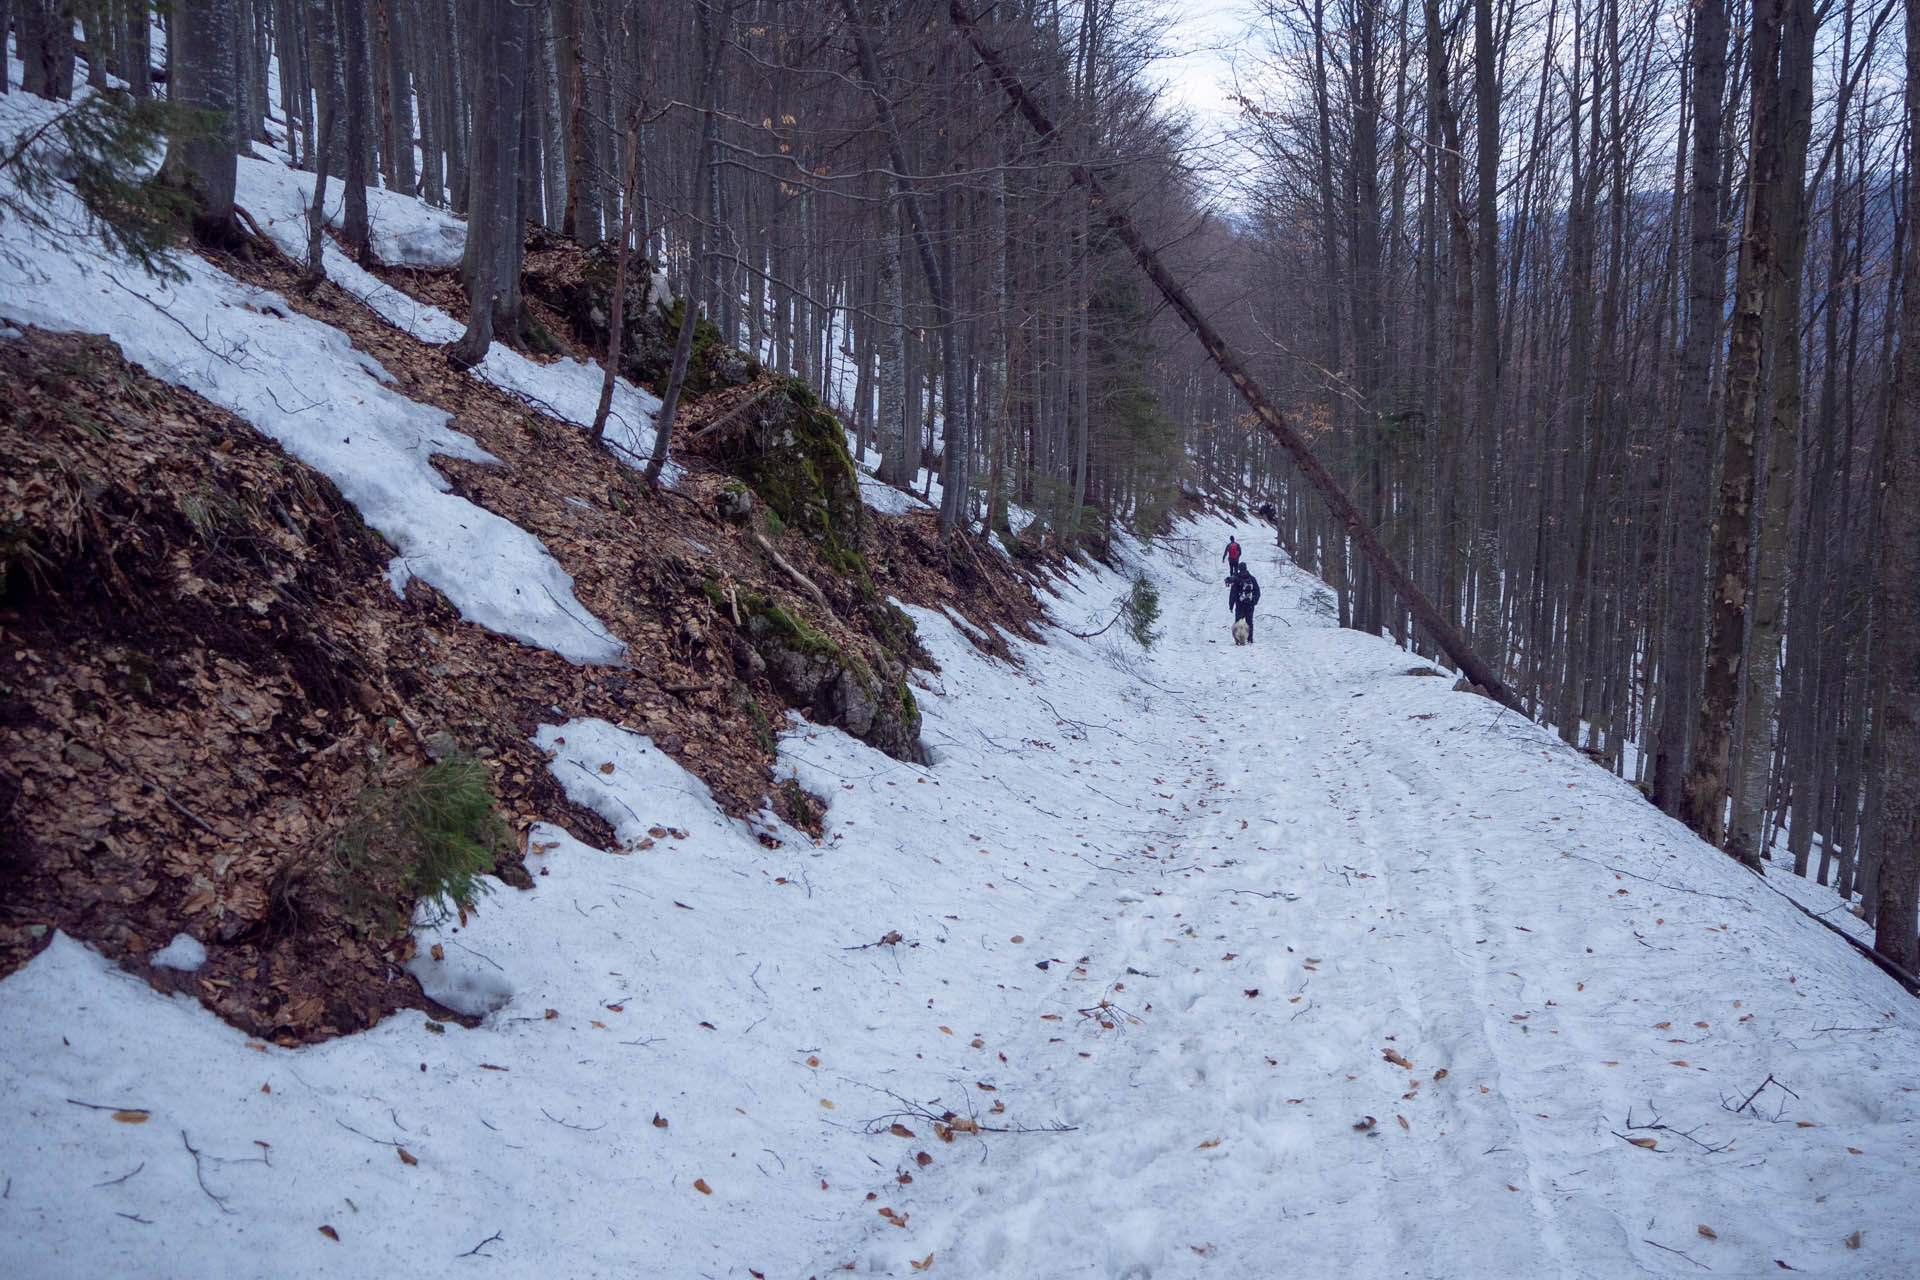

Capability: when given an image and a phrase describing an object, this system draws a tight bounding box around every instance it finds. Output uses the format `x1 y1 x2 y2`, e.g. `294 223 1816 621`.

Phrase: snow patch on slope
0 94 623 664
234 153 675 484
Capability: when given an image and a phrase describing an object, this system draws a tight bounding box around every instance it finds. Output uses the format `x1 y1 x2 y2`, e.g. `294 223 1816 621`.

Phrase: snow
5 516 1918 1278
232 152 676 485
858 469 933 516
5 77 1918 1280
242 144 467 268
148 935 207 974
0 93 624 666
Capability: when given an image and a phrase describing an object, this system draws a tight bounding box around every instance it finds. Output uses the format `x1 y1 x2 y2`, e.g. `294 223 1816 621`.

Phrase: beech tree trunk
166 0 242 245
449 0 530 368
339 0 372 261
590 106 643 445
1683 0 1786 856
1729 0 1817 862
1870 0 1920 973
302 0 343 290
1651 0 1729 815
1470 0 1503 662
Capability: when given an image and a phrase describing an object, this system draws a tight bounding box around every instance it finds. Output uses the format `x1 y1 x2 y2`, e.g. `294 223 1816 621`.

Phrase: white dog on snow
1233 618 1251 646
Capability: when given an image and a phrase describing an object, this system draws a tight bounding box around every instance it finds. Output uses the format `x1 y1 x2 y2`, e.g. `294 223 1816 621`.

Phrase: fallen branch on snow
1722 1073 1799 1121
457 1230 503 1259
1617 1104 1733 1154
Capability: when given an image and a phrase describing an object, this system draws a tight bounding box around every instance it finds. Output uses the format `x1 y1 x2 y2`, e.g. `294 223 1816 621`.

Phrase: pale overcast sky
1151 0 1247 130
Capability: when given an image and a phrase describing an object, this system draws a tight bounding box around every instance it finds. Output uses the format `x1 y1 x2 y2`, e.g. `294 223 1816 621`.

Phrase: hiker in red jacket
1223 535 1241 572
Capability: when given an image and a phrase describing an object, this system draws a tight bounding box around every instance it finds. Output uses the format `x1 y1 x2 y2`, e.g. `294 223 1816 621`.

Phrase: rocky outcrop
521 231 752 396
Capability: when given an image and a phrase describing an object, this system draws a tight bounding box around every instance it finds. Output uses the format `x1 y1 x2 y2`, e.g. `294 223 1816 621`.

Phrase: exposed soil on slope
0 229 1054 1043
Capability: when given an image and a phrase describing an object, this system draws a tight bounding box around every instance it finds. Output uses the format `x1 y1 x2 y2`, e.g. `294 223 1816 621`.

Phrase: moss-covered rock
520 234 751 395
715 380 925 667
717 379 865 575
715 581 925 764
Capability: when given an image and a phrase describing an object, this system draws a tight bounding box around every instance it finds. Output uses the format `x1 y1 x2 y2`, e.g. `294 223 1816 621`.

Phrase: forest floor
0 87 1053 1045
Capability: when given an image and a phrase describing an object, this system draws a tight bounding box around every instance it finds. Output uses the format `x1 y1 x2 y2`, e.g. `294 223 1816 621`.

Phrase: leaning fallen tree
946 1 1524 716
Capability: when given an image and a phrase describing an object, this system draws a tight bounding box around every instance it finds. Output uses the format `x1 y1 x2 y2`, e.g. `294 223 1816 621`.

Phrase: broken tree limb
753 531 832 614
684 383 775 444
1754 871 1920 997
947 2 1524 715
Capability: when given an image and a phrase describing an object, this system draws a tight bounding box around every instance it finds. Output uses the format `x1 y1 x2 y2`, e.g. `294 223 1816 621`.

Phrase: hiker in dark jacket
1228 564 1261 641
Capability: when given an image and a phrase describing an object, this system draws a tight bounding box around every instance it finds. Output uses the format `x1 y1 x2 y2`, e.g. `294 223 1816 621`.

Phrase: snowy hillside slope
4 519 1917 1279
0 90 647 664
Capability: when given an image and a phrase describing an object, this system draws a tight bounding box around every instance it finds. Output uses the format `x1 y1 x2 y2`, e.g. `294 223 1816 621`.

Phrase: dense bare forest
5 0 1915 968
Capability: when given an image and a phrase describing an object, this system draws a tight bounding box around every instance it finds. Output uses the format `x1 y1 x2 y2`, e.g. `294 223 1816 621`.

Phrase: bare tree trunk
1729 0 1816 862
1469 0 1503 662
554 0 582 237
877 206 911 486
449 0 529 368
128 0 152 100
646 0 730 484
378 0 415 195
439 0 467 215
18 1 75 100
273 0 305 165
590 106 642 445
302 0 343 291
1651 0 1729 815
1870 0 1920 972
1425 0 1471 641
338 0 372 260
231 0 264 143
411 0 442 205
166 0 243 245
1310 0 1350 624
1683 0 1785 855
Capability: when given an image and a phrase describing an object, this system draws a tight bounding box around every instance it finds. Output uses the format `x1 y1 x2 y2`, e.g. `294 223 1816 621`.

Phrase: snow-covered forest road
6 519 1916 1279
